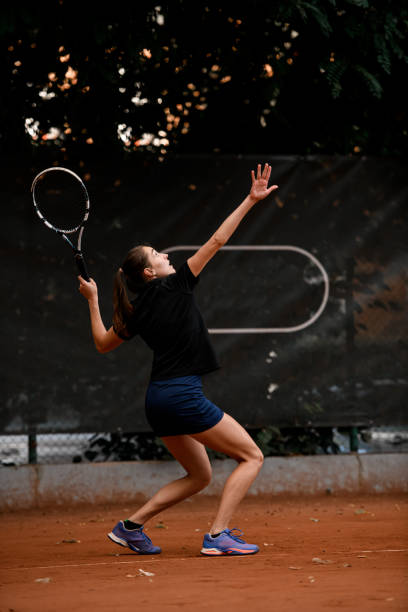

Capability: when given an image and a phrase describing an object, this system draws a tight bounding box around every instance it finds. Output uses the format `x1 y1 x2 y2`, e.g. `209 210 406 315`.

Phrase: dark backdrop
2 155 407 434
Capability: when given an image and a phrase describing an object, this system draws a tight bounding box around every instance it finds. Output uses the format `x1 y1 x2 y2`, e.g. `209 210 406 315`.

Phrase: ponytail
112 245 151 338
113 269 134 339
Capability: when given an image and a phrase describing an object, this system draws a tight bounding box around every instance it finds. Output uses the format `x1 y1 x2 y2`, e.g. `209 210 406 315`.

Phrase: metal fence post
350 426 359 452
28 428 37 464
346 257 358 453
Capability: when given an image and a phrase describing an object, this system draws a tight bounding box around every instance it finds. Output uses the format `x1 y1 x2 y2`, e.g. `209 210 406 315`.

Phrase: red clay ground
0 493 407 611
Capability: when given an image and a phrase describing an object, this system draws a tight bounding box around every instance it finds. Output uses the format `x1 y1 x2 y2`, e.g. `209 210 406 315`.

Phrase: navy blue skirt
145 375 224 437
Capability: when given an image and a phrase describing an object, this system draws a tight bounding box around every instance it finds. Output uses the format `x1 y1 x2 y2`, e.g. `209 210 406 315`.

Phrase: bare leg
191 413 263 534
128 435 212 524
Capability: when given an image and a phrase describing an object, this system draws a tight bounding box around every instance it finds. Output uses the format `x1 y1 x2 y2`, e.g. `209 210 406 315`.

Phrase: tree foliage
1 0 407 163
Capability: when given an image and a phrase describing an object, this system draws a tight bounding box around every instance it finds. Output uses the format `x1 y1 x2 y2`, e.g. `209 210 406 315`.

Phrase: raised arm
187 163 278 277
78 277 124 353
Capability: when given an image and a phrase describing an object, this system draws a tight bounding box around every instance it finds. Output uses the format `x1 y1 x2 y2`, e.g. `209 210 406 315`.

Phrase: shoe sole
107 531 131 548
200 547 258 556
107 532 161 555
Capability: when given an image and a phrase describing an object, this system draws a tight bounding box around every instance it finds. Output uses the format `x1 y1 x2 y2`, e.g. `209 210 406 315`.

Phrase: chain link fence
1 427 407 466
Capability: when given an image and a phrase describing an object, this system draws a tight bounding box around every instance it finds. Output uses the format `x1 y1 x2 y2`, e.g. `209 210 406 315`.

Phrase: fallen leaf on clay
138 569 155 577
56 539 81 544
62 539 81 543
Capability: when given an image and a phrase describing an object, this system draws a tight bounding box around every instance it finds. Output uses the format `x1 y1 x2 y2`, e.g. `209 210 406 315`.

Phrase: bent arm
87 298 124 353
78 276 124 353
188 163 277 277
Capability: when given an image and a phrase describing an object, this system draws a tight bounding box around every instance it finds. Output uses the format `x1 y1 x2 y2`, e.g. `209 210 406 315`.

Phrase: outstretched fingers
254 163 272 182
251 163 277 199
261 163 270 179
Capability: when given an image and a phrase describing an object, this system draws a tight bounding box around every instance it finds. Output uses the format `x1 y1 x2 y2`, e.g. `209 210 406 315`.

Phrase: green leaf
354 65 383 98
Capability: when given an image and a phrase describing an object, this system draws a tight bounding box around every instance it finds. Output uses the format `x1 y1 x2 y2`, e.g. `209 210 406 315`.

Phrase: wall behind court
2 155 407 434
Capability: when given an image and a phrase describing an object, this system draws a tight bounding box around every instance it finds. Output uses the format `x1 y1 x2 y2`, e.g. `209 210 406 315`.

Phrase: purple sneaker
201 528 259 556
107 521 161 554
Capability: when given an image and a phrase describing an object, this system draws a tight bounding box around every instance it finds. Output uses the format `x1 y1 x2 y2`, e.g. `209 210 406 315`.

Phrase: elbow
212 233 227 248
95 342 108 354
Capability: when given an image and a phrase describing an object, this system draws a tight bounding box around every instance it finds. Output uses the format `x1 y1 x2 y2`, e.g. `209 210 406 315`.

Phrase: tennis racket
31 166 90 281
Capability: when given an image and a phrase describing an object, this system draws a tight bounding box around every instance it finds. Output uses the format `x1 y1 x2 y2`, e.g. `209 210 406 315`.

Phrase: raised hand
250 163 278 201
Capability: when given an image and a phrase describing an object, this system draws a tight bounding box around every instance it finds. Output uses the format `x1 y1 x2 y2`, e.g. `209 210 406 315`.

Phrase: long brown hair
113 245 151 338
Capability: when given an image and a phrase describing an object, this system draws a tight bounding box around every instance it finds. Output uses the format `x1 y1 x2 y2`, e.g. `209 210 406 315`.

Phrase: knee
252 447 264 469
190 468 212 492
241 446 264 470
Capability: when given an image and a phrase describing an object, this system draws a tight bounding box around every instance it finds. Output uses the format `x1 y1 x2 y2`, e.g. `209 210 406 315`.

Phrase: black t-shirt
115 262 220 381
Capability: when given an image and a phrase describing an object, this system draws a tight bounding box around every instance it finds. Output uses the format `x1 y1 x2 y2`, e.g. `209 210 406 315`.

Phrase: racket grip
75 253 90 281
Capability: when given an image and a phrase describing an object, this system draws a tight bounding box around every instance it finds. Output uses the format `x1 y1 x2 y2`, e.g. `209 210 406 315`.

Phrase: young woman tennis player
79 163 277 556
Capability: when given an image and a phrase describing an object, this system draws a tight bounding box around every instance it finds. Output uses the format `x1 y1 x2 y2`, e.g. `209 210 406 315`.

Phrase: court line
2 549 407 571
357 549 407 553
3 559 159 571
326 549 408 555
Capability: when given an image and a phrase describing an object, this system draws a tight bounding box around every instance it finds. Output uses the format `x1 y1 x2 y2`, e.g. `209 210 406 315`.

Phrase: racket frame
31 166 91 281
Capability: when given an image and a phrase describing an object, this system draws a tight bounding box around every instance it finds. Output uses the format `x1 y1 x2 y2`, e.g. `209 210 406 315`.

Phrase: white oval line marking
164 245 330 334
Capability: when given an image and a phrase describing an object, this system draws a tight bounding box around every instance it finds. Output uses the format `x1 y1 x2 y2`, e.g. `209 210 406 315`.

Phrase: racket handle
75 253 90 281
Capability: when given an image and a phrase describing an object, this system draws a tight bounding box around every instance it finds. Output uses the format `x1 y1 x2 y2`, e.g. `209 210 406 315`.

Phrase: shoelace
223 528 245 543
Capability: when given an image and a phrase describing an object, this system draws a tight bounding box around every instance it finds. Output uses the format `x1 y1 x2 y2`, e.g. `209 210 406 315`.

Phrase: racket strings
32 169 89 233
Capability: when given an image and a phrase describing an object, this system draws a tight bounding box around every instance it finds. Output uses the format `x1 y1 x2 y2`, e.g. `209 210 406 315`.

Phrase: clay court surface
1 493 407 611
